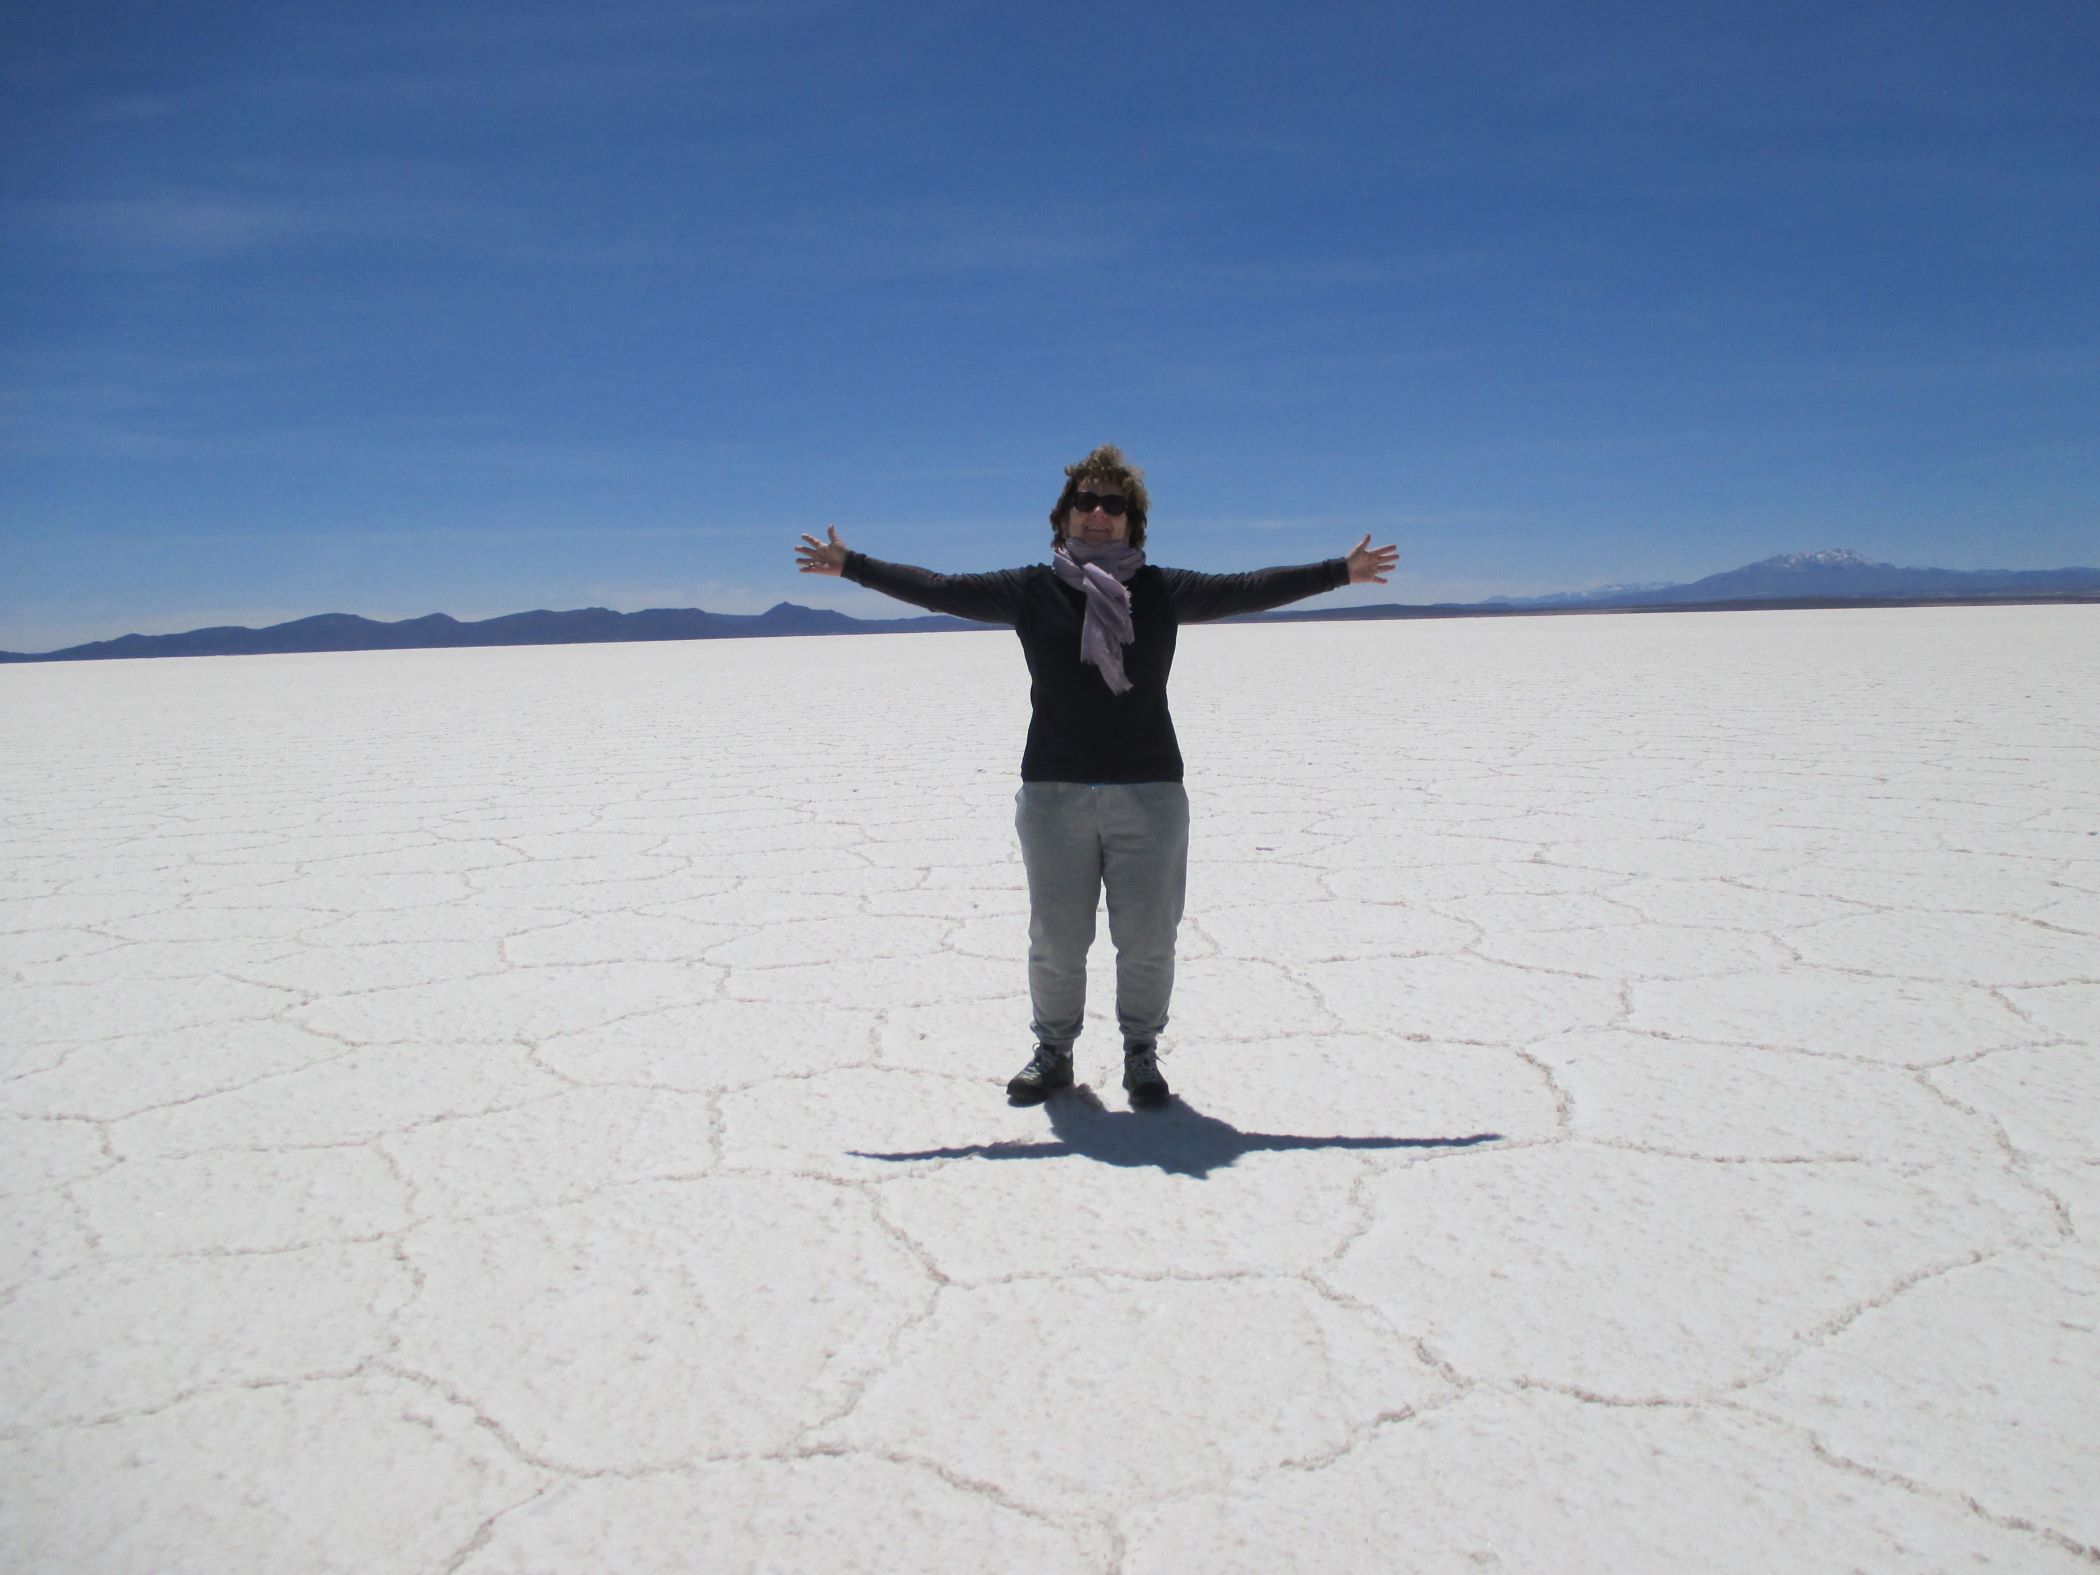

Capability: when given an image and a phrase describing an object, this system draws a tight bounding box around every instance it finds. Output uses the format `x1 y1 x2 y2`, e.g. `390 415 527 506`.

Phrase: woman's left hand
1345 534 1400 585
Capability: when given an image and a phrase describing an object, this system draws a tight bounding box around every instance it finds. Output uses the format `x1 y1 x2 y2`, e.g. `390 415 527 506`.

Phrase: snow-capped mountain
1486 551 2100 609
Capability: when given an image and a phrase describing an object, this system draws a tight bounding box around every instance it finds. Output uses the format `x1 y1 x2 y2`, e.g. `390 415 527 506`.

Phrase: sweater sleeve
841 553 1031 626
1160 559 1351 624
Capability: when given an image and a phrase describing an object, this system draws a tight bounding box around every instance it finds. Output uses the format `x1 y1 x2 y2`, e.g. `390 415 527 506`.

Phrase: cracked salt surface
1 604 2095 1571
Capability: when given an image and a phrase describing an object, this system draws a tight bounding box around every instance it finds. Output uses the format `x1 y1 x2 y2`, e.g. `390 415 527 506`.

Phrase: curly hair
1048 443 1151 550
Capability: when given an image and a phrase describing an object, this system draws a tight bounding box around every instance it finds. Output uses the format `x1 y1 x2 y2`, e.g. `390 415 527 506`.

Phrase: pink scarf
1051 540 1145 694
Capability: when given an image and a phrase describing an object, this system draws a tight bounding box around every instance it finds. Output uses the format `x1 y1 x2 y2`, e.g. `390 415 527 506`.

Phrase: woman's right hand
795 525 850 576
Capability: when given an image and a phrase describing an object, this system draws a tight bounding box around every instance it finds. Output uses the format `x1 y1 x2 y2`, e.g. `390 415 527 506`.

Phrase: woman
795 444 1397 1109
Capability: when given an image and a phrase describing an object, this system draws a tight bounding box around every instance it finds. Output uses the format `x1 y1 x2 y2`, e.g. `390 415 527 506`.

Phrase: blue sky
3 0 2095 651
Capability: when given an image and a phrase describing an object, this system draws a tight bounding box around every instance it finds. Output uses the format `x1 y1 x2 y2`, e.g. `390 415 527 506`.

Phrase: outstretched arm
1165 533 1400 623
791 525 1028 626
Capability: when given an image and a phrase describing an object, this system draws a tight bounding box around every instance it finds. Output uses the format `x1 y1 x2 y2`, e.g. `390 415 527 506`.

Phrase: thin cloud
216 5 840 116
736 200 1138 283
14 176 503 267
1189 508 1504 534
314 0 843 51
1168 251 1485 296
23 193 316 262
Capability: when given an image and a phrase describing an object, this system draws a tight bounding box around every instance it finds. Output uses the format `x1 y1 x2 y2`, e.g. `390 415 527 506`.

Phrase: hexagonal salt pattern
1121 1390 2094 1572
2 605 2096 1569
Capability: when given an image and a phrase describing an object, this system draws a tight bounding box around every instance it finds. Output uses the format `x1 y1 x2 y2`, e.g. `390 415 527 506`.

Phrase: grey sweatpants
1013 782 1191 1047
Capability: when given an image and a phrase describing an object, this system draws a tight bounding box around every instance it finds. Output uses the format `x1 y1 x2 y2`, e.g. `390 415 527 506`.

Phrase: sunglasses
1071 490 1128 518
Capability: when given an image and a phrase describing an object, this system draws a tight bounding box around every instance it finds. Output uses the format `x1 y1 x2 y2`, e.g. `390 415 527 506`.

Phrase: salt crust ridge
1 605 2095 1571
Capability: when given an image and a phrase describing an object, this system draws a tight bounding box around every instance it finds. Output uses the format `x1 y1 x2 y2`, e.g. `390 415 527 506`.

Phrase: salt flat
2 603 2096 1572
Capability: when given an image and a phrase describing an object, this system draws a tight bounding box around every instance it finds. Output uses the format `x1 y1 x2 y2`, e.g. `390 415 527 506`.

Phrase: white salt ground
1 603 2096 1572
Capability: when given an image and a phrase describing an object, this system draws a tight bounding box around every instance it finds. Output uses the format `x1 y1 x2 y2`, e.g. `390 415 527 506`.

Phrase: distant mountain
0 602 977 662
3 551 2094 662
1479 550 2100 609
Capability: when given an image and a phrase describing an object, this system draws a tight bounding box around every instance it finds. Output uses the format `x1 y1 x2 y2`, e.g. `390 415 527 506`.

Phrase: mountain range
1476 549 2100 609
0 603 976 663
4 550 2094 662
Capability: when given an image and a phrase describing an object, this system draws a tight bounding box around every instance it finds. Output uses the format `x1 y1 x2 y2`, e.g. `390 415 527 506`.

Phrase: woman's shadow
852 1085 1501 1179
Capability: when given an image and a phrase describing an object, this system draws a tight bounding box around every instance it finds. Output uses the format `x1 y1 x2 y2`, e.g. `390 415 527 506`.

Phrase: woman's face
1063 481 1130 547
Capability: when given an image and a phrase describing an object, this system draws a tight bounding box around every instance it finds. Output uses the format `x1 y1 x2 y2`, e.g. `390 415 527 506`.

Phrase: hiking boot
1006 1042 1074 1105
1123 1040 1170 1108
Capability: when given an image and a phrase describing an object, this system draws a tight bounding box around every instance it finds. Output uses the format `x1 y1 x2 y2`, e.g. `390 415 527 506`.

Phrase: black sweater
843 551 1349 782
